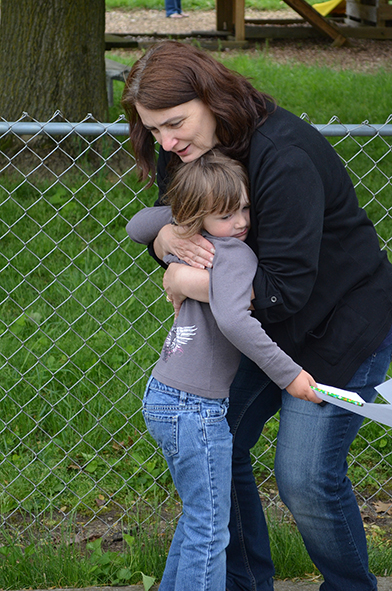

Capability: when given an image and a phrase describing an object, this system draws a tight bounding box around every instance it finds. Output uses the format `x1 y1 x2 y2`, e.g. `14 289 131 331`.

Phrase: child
126 151 316 591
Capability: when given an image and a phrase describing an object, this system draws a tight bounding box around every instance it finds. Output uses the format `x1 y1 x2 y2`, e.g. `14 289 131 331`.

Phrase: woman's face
136 99 218 162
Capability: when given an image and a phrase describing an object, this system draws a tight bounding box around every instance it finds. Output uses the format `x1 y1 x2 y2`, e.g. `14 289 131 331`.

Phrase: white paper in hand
311 381 392 429
375 378 392 404
312 384 365 406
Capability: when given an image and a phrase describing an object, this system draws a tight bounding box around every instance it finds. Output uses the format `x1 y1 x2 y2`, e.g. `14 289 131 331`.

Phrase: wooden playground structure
217 0 392 45
104 0 392 51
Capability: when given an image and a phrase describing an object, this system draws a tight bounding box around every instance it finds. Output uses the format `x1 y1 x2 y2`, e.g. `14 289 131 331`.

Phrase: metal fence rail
1 113 392 542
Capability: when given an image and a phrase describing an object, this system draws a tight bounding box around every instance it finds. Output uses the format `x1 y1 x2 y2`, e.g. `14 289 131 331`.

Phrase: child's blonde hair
164 150 249 238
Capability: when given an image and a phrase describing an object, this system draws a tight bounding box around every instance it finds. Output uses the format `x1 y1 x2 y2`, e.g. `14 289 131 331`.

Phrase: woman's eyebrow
144 116 183 130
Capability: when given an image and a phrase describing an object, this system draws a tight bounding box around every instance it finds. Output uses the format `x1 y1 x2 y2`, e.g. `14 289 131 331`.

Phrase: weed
0 523 164 590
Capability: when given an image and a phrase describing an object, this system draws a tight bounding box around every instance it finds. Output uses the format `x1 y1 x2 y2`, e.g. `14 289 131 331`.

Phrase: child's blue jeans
143 376 233 591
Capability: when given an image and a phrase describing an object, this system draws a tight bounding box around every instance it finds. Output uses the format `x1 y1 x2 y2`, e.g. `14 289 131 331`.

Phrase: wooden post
216 0 348 45
234 0 245 41
216 0 234 32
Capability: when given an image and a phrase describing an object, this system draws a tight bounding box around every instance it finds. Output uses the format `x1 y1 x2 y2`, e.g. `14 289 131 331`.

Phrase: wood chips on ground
106 9 392 72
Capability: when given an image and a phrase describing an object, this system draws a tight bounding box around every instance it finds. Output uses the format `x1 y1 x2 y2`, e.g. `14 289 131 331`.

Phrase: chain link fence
1 112 392 542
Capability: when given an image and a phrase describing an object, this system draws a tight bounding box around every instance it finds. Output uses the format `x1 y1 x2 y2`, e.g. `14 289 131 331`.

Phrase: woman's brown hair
122 41 274 187
163 150 249 238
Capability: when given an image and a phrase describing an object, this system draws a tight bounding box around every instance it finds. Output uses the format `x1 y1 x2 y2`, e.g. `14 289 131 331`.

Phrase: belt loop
179 391 187 407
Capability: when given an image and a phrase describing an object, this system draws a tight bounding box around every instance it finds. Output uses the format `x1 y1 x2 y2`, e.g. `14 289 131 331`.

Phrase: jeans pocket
143 410 178 457
200 400 232 445
203 402 228 424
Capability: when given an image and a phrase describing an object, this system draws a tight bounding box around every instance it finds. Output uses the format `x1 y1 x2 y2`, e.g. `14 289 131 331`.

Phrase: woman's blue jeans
143 377 233 591
226 342 392 591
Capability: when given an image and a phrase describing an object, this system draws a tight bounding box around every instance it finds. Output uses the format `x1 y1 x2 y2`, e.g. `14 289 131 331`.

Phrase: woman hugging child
126 150 316 591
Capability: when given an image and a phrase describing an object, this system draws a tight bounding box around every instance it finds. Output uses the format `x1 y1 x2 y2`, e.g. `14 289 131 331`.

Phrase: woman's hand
286 370 322 404
163 263 210 318
154 224 215 269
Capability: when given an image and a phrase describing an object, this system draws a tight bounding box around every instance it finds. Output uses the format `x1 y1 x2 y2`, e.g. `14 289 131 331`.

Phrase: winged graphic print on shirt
162 320 198 362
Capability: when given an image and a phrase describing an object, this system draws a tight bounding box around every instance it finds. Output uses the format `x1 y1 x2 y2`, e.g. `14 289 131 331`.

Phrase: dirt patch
67 502 392 554
106 8 392 73
105 8 299 36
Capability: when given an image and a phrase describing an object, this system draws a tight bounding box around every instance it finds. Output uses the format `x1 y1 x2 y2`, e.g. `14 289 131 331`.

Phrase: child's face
203 189 250 241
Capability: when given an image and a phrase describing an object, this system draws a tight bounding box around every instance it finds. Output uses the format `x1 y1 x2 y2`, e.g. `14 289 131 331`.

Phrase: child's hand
286 370 322 404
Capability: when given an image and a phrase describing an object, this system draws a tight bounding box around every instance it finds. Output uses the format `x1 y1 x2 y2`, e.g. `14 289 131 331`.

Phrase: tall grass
0 510 390 588
269 513 392 579
0 519 164 590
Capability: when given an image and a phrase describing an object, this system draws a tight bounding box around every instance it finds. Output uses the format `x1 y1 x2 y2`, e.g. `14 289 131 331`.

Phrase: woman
122 41 392 591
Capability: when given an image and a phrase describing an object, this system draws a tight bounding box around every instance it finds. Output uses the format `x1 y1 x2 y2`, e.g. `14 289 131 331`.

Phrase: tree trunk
0 0 108 121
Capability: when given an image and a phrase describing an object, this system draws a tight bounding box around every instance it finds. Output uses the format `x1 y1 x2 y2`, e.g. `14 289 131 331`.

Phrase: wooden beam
244 22 392 39
246 18 305 24
104 33 138 49
282 0 348 45
245 24 320 38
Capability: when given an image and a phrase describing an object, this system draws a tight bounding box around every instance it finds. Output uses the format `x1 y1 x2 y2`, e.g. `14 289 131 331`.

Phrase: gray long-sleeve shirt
127 206 302 398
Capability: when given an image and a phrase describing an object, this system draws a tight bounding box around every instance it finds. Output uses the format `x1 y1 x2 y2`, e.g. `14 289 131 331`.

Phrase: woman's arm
249 146 325 324
163 263 209 317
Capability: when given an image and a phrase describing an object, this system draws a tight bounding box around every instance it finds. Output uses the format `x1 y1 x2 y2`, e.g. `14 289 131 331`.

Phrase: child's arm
127 206 214 270
210 238 319 400
126 206 173 245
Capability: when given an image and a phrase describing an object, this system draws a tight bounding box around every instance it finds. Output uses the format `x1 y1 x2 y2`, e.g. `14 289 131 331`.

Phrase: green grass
0 168 179 516
268 513 321 580
269 512 392 579
211 51 392 122
367 530 392 578
0 521 163 590
0 510 390 589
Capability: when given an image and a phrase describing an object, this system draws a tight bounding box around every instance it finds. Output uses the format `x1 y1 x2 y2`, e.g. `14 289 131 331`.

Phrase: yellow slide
313 0 346 16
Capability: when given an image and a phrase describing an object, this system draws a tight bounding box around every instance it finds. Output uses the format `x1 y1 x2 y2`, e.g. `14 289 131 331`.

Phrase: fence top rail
0 122 130 137
314 124 392 137
1 121 392 138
